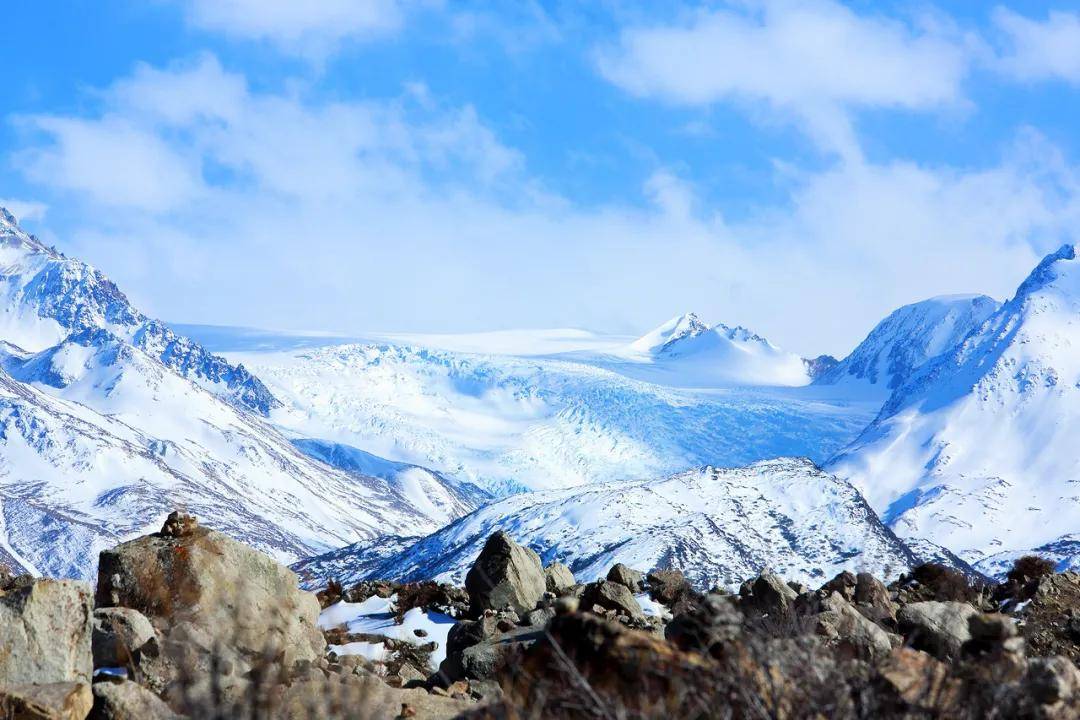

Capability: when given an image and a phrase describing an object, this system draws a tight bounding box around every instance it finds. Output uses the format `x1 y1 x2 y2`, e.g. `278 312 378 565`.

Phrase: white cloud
993 7 1080 83
12 56 1080 356
0 198 48 223
596 0 972 158
176 0 423 58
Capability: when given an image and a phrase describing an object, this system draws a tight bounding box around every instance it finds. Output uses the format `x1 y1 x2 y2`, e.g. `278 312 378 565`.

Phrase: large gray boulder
96 513 323 666
897 601 977 660
0 578 93 685
581 580 644 619
465 532 545 615
813 592 892 661
749 571 798 617
606 564 645 592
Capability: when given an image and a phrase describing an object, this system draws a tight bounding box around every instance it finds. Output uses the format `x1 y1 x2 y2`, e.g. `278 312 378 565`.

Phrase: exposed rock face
581 581 643 620
89 680 180 720
897 601 977 661
854 572 896 624
0 682 93 720
748 571 797 617
645 569 694 608
606 564 644 592
92 608 156 669
464 532 545 615
876 647 959 713
812 592 892 661
1016 571 1080 663
665 592 743 654
543 563 575 594
95 515 324 667
0 579 93 685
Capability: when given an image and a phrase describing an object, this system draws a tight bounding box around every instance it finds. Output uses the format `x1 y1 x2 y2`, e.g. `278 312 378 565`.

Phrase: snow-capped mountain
233 341 877 496
0 209 277 415
292 458 918 591
606 312 813 387
829 245 1080 574
0 209 485 579
816 294 1000 393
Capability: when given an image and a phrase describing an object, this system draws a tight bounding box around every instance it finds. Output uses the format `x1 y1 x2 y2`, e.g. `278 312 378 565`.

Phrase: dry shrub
1007 555 1056 583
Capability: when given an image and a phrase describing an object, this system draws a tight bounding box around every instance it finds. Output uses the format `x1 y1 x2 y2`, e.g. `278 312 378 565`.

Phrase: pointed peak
1014 244 1078 301
0 207 16 227
631 312 710 354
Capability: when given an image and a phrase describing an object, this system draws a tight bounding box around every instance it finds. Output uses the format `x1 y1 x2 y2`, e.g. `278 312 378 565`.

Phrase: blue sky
3 1 1080 356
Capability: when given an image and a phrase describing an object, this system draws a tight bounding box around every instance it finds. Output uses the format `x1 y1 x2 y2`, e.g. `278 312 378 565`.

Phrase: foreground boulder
0 682 92 720
0 579 93 685
464 532 545 616
96 513 323 667
89 680 179 720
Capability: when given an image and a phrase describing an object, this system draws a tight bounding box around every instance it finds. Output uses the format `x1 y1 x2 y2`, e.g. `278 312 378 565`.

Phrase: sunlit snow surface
222 339 877 496
319 594 455 669
297 458 916 592
830 245 1080 574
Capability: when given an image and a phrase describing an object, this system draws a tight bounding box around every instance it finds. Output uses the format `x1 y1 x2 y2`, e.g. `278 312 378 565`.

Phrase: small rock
646 569 692 606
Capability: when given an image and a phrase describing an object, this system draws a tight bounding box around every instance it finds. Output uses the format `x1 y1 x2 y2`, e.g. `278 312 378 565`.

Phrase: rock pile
2 518 1079 720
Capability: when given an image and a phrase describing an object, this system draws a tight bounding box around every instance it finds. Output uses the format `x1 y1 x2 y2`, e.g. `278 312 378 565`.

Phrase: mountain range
0 208 485 578
3 204 1079 584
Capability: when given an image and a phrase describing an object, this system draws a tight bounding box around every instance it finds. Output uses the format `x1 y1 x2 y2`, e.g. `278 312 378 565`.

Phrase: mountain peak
630 312 709 354
0 207 16 227
1014 243 1078 303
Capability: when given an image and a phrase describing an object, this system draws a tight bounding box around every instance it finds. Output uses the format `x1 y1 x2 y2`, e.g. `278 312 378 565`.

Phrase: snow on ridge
294 457 918 592
829 243 1080 573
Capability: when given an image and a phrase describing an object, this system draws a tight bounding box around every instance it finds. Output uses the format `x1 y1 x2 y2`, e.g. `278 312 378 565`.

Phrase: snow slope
0 209 485 579
816 295 1000 394
581 312 813 388
235 341 878 496
292 458 917 591
0 209 277 415
829 245 1080 574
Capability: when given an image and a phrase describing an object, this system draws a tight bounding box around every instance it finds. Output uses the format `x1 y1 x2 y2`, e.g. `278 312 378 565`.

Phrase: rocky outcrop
543 563 575 595
92 608 156 669
897 601 977 660
96 513 323 667
606 564 644 592
581 580 643 620
89 680 180 720
812 592 893 661
464 532 545 616
0 579 93 685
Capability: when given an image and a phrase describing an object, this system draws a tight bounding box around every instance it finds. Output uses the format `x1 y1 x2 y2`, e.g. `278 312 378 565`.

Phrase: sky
2 1 1080 357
